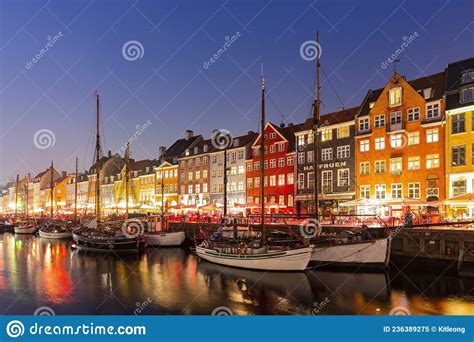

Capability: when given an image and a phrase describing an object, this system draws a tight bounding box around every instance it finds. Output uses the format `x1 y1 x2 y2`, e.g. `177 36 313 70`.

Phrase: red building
245 122 302 214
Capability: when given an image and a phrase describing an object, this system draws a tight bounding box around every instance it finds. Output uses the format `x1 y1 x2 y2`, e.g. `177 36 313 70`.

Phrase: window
391 184 402 199
360 162 370 175
408 131 420 145
452 145 466 166
321 129 332 141
288 195 294 207
195 184 200 193
408 183 421 199
375 160 386 174
389 87 402 106
188 185 193 194
452 179 466 197
408 156 420 170
269 132 276 139
297 174 304 190
278 143 285 152
254 177 260 187
188 172 193 181
390 111 402 125
278 174 285 186
254 162 260 170
188 159 193 167
322 171 332 193
195 171 200 180
287 156 294 166
270 145 276 153
287 173 294 185
390 157 402 175
375 115 385 128
322 148 333 161
278 157 285 167
360 185 370 199
461 87 474 103
390 135 403 148
307 134 314 144
238 150 244 159
307 151 314 163
337 145 350 159
360 140 369 152
297 135 305 147
337 169 349 187
375 138 385 150
203 170 208 179
407 107 420 121
426 128 439 143
461 71 474 84
298 152 305 164
452 113 466 134
375 184 386 200
203 157 208 165
203 183 208 193
307 172 314 189
426 154 439 169
269 175 276 186
337 126 350 138
264 160 268 169
426 103 440 119
247 178 253 189
270 159 276 168
359 118 369 131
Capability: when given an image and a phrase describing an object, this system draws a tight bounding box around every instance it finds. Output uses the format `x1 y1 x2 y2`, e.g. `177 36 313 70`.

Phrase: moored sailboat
196 70 312 272
14 174 38 234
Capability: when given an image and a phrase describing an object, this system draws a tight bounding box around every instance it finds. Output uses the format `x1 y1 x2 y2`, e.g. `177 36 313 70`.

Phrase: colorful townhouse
156 131 202 210
178 139 212 207
444 57 474 218
209 132 256 211
245 122 301 214
294 107 358 214
355 71 446 219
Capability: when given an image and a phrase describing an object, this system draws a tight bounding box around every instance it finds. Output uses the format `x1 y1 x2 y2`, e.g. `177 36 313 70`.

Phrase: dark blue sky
0 0 472 183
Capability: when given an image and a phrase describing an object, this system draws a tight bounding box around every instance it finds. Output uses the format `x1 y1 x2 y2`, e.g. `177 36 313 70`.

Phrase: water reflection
0 233 473 315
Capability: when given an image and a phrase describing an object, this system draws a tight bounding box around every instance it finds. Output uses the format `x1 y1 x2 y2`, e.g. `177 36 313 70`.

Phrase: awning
339 198 380 207
444 193 474 206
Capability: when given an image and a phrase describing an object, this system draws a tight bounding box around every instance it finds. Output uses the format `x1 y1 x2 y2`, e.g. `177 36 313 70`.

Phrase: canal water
1 233 473 315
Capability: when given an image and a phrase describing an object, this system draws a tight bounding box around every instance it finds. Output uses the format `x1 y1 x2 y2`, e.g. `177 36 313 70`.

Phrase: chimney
159 146 166 160
62 171 67 178
247 130 254 135
108 150 112 158
184 130 193 141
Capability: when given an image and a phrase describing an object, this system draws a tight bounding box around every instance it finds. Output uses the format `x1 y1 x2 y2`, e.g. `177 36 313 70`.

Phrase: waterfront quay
1 232 473 316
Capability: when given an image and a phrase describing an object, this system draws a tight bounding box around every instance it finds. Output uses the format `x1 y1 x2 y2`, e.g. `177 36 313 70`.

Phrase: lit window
375 184 386 199
360 140 370 152
375 160 386 174
297 135 305 146
269 176 276 186
287 173 294 185
375 138 385 150
390 157 402 175
426 128 439 143
321 129 332 141
391 184 402 199
389 87 402 106
322 171 332 193
337 126 350 138
408 183 420 199
408 131 420 145
390 135 403 148
360 185 370 199
408 156 420 170
360 162 370 175
278 174 285 186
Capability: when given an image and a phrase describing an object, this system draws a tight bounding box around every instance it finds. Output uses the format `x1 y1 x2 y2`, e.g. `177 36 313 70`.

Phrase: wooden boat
144 231 185 247
39 225 72 239
196 244 312 271
310 237 390 269
14 221 38 234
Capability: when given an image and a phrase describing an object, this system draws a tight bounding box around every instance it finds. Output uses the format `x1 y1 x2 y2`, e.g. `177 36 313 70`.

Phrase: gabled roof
445 57 474 110
165 135 202 162
251 122 306 152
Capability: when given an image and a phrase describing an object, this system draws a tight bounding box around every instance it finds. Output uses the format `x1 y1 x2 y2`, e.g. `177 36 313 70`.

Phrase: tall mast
50 160 54 218
260 68 266 241
15 174 19 217
161 163 164 226
95 92 101 224
223 148 228 220
312 31 321 222
74 157 78 220
125 142 130 220
25 176 29 217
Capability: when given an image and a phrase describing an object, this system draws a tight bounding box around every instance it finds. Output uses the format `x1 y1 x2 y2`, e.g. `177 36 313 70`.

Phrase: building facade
355 72 446 218
295 108 358 214
445 57 474 217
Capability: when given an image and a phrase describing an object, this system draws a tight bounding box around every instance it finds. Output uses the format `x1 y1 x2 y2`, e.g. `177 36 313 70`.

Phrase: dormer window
359 118 370 132
461 70 474 84
460 87 474 103
145 167 149 173
185 149 190 156
426 102 440 119
422 88 432 100
194 147 198 154
203 144 208 152
389 87 402 107
369 102 375 109
233 138 239 147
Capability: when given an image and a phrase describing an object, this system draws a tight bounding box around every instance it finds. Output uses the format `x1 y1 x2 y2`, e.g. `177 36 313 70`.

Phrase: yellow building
445 58 474 218
155 161 179 211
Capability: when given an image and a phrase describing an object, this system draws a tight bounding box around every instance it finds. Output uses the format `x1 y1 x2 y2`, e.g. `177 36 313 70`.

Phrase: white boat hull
14 226 37 234
39 229 72 239
196 246 312 271
310 238 390 269
144 231 185 246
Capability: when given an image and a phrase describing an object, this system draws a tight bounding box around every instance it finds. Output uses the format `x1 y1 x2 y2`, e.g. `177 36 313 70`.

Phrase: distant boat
143 215 185 247
14 221 38 234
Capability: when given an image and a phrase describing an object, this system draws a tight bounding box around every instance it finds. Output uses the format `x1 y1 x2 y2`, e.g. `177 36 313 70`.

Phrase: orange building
355 72 445 220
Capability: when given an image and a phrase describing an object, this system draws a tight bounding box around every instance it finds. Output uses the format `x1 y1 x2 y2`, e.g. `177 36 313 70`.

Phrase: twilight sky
0 0 472 184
